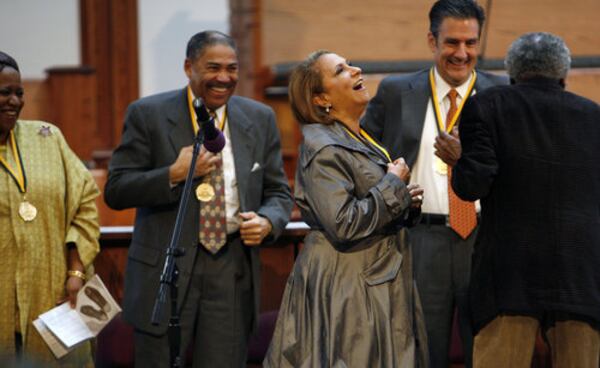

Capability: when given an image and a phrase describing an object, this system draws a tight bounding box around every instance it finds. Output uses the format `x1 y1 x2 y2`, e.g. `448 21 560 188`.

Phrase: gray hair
505 32 571 81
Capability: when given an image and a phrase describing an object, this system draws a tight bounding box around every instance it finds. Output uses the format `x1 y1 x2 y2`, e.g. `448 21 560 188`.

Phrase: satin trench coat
264 121 428 367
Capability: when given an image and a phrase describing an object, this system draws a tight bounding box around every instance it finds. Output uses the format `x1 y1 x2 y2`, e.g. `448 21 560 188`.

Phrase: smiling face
0 66 24 143
313 53 370 121
184 43 238 111
428 17 480 87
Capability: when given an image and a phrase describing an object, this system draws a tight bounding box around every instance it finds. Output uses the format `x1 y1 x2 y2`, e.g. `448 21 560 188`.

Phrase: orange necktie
446 89 477 239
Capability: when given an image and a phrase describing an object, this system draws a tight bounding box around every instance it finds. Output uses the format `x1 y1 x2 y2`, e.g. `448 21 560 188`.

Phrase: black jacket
453 78 600 332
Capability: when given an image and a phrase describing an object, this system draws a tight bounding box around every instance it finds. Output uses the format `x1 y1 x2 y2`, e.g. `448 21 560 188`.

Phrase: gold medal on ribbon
19 200 37 221
434 156 448 176
196 183 215 202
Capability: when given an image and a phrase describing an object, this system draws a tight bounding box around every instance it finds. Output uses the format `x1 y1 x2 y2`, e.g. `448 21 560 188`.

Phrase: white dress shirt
409 68 480 215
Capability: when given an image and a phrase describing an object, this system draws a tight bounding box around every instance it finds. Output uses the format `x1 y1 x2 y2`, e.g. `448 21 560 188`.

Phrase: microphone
192 98 226 153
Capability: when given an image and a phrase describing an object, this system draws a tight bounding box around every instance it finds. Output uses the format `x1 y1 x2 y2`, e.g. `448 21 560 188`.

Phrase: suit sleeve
452 97 498 201
303 147 412 246
256 109 293 242
361 79 388 141
105 103 183 210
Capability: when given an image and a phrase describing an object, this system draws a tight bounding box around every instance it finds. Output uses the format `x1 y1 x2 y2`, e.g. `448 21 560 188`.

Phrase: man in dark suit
361 1 507 366
452 32 600 367
105 31 293 367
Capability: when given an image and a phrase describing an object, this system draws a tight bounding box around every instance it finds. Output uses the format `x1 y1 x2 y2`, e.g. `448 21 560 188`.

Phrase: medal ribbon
343 126 392 163
0 130 27 193
429 68 477 134
187 86 226 133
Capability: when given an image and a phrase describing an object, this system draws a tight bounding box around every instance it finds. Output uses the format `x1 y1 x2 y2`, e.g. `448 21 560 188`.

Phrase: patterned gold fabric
0 121 100 367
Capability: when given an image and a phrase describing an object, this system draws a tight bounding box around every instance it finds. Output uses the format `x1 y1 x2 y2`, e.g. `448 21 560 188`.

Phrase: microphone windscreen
203 133 226 153
192 97 226 153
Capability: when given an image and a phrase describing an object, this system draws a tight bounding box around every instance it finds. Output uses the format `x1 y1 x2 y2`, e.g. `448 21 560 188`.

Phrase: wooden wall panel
108 0 140 145
565 69 600 104
91 169 136 226
261 0 433 65
260 0 600 65
484 0 600 58
80 0 112 152
20 80 51 122
80 0 139 162
231 0 264 100
46 67 98 161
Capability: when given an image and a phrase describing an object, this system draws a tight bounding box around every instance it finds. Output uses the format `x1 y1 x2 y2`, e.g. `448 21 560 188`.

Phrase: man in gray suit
361 1 506 366
105 31 293 367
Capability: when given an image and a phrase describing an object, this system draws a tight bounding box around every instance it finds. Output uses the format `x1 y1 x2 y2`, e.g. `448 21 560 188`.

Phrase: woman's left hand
58 276 84 308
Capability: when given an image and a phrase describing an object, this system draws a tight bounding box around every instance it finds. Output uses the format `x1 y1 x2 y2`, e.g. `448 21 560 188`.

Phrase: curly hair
505 32 571 82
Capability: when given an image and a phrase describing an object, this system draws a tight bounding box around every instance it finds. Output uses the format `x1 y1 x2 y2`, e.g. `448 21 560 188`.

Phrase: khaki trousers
473 315 600 368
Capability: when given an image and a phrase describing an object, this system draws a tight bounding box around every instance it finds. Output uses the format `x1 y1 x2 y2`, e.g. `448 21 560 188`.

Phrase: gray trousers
411 222 477 368
133 236 254 368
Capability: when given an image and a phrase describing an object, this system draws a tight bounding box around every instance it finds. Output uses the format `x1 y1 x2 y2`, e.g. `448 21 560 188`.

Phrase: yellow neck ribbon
0 130 26 193
343 126 392 163
187 86 227 134
429 68 477 134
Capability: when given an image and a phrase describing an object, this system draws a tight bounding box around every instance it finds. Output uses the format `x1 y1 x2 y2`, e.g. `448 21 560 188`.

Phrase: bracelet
67 270 86 281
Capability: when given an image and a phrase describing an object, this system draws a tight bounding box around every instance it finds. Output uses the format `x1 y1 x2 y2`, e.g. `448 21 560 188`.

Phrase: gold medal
434 156 448 176
19 201 37 221
195 183 215 202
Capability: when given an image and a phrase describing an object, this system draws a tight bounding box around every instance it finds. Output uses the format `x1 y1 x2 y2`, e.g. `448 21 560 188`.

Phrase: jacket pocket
128 242 161 266
361 246 403 286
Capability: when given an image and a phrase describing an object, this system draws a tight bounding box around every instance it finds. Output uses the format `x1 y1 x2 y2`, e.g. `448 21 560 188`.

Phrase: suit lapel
167 88 195 155
402 73 430 166
227 98 255 211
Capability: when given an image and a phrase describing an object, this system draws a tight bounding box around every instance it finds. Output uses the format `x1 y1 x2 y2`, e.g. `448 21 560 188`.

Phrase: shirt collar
433 67 474 101
189 88 227 129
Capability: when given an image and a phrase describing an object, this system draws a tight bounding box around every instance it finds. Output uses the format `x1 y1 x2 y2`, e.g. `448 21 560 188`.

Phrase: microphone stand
151 124 206 368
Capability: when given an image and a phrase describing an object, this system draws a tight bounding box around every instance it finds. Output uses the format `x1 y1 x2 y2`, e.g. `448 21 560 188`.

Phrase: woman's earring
325 104 331 114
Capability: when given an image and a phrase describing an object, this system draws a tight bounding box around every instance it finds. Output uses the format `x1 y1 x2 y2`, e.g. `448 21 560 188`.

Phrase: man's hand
407 183 424 209
169 146 221 185
387 157 411 182
239 211 272 246
434 127 462 166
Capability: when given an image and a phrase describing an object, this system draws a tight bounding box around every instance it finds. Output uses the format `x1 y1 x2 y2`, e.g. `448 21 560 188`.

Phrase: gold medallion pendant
196 183 215 202
19 201 37 221
434 156 448 176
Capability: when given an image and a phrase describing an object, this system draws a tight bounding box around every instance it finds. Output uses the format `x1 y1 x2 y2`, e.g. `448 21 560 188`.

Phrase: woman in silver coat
264 50 429 367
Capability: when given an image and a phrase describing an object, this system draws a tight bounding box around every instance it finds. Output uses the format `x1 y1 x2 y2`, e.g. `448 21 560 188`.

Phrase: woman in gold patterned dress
0 51 100 367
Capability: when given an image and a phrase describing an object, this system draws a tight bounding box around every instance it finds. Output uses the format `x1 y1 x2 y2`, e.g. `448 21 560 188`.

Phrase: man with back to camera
105 31 293 367
452 32 600 368
361 0 507 366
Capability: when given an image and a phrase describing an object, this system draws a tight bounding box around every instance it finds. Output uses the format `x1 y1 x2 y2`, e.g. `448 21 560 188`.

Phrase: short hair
185 30 237 61
429 0 485 39
288 50 333 125
505 32 571 82
0 51 19 73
